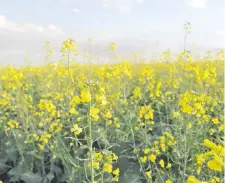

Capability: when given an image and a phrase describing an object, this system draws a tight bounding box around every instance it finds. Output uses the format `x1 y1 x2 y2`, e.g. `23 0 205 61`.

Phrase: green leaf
52 164 63 177
27 89 33 95
46 172 55 181
20 171 42 183
119 171 142 183
8 159 28 176
9 175 21 182
5 149 18 163
0 152 8 163
0 162 11 174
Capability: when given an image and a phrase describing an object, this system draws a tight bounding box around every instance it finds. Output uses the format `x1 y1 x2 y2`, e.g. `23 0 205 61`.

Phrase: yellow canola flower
132 87 142 98
88 160 99 170
112 168 120 176
95 94 107 106
139 106 154 120
148 154 156 162
80 90 91 103
69 108 78 115
90 107 100 121
159 159 165 168
103 111 112 119
210 177 220 183
103 163 112 173
211 118 219 125
71 124 82 135
145 171 151 179
140 156 147 163
187 176 208 183
70 95 80 107
112 153 118 161
38 144 44 151
207 154 224 172
94 152 103 162
203 139 224 156
144 148 150 154
166 163 172 168
165 180 172 183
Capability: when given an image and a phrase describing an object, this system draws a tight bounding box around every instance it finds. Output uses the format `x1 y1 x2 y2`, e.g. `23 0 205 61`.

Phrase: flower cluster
88 151 120 182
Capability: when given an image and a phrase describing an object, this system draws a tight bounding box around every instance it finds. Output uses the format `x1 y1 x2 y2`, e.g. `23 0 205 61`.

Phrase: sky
0 0 224 65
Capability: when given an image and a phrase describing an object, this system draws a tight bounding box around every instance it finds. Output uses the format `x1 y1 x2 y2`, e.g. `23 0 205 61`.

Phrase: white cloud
216 30 225 37
102 3 109 8
72 8 80 13
0 15 67 65
102 0 109 8
119 5 132 13
136 0 145 4
101 0 133 12
187 0 206 8
0 15 64 36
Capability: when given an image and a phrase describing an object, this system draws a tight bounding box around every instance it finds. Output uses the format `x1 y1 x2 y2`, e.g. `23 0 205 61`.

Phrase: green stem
88 102 94 183
128 115 150 183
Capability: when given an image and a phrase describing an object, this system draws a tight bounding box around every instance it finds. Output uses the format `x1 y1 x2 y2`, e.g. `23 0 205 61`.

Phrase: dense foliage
0 40 224 183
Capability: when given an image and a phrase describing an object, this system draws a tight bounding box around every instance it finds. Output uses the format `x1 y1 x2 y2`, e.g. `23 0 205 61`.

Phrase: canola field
0 40 224 183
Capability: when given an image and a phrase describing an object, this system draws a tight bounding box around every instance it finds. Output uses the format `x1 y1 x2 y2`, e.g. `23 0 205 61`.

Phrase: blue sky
0 0 224 65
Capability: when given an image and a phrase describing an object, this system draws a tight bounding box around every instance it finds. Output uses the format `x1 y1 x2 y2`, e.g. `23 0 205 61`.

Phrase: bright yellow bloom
70 96 80 107
145 110 153 120
69 108 78 115
210 177 220 183
160 143 166 152
90 107 99 121
103 163 112 173
38 144 44 151
166 163 172 168
105 154 113 162
71 124 82 135
187 176 200 183
139 106 154 120
203 139 224 156
165 180 172 183
80 90 91 103
148 154 156 162
159 159 165 168
94 152 103 162
113 168 120 176
43 138 48 144
145 171 151 179
140 156 147 163
144 148 150 154
207 154 223 172
211 118 219 125
187 175 207 183
112 153 118 161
